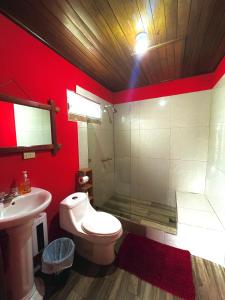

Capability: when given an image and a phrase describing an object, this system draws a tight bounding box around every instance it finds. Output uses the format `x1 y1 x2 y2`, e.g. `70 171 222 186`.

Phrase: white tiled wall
114 90 211 207
206 74 225 229
76 86 114 207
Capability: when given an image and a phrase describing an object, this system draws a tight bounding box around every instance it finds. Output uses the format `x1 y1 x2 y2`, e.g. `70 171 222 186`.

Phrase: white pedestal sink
0 187 52 300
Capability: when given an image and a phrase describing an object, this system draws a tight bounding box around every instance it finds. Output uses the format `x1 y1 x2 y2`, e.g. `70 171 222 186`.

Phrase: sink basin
0 187 52 300
0 187 52 230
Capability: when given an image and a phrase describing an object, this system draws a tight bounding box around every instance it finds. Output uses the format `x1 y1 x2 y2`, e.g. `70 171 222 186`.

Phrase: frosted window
67 90 101 120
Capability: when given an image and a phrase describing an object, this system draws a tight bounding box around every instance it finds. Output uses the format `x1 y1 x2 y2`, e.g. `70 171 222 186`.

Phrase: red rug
117 233 195 300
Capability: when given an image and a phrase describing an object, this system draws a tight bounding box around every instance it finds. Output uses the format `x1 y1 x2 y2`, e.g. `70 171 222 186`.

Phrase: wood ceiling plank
149 0 169 82
78 0 146 89
182 0 205 77
67 0 131 89
69 0 135 82
188 0 217 75
177 0 191 78
0 0 225 91
106 0 150 86
134 0 163 85
136 0 161 84
40 0 128 87
164 0 178 80
197 2 225 73
144 50 164 83
65 0 130 78
174 39 184 78
136 0 157 45
164 0 178 40
166 43 175 80
177 0 191 37
210 33 225 71
0 0 120 90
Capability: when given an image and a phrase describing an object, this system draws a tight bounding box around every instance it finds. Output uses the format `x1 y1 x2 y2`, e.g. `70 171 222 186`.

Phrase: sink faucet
0 189 19 206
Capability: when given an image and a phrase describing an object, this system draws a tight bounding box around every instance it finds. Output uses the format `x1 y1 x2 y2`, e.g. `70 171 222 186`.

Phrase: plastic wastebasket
42 238 75 274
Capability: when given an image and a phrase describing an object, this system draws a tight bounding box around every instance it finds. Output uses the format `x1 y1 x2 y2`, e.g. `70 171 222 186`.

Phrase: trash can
42 238 75 275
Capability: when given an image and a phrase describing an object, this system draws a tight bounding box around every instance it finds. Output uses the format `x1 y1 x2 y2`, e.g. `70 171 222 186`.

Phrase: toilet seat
82 212 121 235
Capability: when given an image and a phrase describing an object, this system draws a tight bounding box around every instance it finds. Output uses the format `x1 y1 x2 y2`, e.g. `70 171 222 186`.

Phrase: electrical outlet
23 152 36 159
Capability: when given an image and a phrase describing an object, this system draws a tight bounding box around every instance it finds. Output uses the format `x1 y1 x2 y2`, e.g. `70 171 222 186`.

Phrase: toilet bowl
59 192 123 265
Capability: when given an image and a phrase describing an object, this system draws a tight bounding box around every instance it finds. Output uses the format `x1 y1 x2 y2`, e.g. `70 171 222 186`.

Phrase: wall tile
210 85 225 124
115 90 210 206
208 124 225 172
206 75 225 232
171 90 211 128
171 127 209 161
140 97 170 129
114 103 131 131
130 158 139 200
114 157 131 197
169 160 207 193
206 164 225 210
114 130 131 158
207 125 220 165
138 158 169 203
131 129 140 158
130 101 140 130
139 128 170 159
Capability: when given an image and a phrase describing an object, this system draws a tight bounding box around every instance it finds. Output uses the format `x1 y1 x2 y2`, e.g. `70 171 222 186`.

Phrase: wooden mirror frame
0 94 61 155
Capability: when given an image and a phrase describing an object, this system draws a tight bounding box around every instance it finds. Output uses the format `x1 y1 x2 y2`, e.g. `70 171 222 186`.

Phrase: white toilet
59 192 123 265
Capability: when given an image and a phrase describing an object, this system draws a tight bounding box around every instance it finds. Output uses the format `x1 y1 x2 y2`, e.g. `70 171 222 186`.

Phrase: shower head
103 105 117 113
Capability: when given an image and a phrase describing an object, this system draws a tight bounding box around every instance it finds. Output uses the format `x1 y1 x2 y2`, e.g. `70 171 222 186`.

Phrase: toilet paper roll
78 176 89 185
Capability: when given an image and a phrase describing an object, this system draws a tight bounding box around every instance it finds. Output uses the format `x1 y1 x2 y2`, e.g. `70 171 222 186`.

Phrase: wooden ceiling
1 0 225 92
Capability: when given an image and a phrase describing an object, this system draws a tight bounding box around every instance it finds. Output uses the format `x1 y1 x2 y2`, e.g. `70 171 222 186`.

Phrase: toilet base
74 236 116 265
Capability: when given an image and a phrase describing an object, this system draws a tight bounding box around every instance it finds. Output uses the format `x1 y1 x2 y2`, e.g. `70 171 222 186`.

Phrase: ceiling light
135 32 149 55
136 20 144 31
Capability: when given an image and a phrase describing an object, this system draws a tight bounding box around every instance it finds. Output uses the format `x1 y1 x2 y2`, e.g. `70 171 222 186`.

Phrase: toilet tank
60 192 89 230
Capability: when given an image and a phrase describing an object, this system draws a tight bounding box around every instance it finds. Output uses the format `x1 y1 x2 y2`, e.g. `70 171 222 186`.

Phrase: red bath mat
117 233 195 300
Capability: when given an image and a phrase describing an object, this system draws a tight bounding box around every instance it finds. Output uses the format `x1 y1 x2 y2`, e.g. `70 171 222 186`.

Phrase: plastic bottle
19 171 31 194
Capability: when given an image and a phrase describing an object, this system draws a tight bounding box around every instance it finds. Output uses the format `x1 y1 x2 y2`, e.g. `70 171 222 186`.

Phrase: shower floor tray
97 196 177 235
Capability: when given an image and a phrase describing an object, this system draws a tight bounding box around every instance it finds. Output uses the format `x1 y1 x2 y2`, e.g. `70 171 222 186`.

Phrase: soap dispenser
19 171 31 194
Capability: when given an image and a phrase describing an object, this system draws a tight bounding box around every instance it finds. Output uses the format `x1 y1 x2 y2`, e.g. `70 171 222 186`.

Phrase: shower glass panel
87 100 177 234
87 103 132 218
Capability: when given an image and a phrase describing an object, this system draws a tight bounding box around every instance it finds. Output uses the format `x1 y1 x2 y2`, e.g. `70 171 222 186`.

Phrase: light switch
23 152 36 159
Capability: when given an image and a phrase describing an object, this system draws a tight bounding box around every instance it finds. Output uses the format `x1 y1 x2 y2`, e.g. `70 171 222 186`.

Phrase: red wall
112 58 225 104
0 14 112 238
113 73 214 103
0 101 16 147
212 56 225 86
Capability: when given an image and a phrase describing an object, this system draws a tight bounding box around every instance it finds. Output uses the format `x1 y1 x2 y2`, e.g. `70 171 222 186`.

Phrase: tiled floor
99 195 177 234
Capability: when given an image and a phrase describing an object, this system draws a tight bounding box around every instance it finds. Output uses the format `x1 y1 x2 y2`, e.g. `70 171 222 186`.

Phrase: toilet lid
82 212 121 235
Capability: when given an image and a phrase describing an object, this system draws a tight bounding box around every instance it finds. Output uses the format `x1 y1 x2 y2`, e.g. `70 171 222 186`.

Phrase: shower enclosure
87 102 177 234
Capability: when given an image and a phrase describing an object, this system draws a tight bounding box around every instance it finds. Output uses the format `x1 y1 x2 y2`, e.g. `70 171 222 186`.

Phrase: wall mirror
0 94 61 155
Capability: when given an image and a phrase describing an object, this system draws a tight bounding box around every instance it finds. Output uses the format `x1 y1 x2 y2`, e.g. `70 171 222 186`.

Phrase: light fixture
135 32 149 55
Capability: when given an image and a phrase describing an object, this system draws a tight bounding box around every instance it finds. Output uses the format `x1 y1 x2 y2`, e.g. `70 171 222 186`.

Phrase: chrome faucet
0 189 19 206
